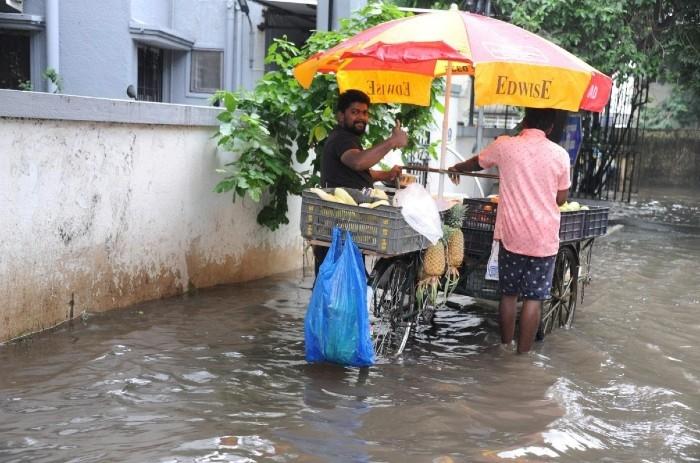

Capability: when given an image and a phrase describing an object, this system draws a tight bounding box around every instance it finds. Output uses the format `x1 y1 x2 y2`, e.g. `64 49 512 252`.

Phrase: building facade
0 0 327 104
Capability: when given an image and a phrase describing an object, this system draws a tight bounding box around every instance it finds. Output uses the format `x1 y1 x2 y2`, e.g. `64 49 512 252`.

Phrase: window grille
0 32 30 90
137 46 163 102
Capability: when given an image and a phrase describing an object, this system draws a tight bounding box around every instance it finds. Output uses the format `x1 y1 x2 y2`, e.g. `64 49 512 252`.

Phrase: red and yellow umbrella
294 5 612 112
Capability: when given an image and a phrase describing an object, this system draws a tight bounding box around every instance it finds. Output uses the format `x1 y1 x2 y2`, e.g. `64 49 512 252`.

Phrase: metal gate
571 78 647 202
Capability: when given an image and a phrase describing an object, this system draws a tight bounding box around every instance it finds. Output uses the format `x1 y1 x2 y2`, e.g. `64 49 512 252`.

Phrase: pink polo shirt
478 128 571 257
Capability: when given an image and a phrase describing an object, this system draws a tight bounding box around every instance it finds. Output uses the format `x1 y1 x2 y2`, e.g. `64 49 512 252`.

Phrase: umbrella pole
437 62 453 199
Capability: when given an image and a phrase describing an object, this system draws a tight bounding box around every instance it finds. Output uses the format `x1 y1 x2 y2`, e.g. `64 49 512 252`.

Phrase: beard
344 120 366 136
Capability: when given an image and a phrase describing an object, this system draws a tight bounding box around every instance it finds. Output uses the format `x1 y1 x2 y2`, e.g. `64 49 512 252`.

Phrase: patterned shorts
498 245 556 301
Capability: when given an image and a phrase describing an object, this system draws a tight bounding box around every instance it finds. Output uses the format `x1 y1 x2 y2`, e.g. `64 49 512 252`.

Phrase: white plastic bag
485 240 500 281
394 183 443 245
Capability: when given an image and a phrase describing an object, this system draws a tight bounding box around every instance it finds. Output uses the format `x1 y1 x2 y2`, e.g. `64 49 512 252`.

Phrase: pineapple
444 204 466 295
422 240 446 278
417 239 446 312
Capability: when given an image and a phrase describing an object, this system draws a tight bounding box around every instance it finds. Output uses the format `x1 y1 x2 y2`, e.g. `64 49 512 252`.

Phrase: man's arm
556 189 569 206
450 155 482 173
447 155 482 184
340 120 408 171
370 165 402 182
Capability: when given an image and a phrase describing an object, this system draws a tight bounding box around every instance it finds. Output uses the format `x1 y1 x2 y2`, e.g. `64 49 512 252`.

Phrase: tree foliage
213 2 442 230
397 0 700 125
493 0 699 126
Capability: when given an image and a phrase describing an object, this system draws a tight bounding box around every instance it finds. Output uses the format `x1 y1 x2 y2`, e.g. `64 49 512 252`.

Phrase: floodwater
1 187 699 462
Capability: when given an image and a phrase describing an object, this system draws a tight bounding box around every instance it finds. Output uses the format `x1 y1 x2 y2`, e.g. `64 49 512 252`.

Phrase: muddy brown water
1 187 699 462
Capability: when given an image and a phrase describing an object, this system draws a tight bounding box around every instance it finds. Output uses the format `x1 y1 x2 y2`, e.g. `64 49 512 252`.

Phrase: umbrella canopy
294 5 612 112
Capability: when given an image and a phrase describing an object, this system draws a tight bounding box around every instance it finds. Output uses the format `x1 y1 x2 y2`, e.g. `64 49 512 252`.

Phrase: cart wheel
370 259 415 358
537 246 578 340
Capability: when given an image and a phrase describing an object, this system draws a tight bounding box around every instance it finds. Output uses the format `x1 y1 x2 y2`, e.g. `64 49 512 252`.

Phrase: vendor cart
300 185 610 358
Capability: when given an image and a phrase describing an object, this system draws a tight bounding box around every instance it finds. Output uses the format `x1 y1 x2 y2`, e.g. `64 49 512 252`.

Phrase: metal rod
438 62 453 199
405 164 499 179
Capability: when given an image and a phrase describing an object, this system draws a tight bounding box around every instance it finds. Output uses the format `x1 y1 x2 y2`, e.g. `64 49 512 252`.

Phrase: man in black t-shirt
314 89 408 274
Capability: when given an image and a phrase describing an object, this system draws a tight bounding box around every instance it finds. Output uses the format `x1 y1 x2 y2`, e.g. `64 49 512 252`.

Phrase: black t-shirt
320 126 373 189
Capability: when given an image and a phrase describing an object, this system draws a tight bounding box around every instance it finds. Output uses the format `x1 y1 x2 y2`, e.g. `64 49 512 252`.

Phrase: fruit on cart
358 200 390 208
487 194 500 204
309 188 342 203
559 201 582 212
399 174 417 187
334 187 358 205
371 188 388 200
417 239 446 311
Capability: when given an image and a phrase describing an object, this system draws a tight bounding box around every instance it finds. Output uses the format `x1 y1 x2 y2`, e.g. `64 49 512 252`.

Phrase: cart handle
404 164 499 180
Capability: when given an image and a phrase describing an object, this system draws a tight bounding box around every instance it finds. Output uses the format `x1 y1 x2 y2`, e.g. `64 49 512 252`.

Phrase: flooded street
1 187 699 462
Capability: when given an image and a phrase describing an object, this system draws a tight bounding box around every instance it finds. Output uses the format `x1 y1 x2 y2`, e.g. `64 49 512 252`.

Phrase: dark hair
523 107 556 131
337 89 371 112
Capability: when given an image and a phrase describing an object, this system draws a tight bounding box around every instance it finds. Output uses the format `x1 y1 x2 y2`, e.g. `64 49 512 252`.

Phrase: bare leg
517 299 542 353
498 294 518 345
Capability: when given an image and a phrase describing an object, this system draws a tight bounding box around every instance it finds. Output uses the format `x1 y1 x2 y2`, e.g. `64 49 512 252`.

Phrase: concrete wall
59 0 134 99
0 90 304 343
637 129 700 187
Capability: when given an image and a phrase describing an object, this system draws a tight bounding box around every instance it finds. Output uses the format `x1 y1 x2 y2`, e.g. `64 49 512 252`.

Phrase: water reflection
1 187 699 462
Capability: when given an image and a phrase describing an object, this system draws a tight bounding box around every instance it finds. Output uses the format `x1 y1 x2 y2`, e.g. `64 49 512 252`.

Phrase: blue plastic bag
304 227 375 367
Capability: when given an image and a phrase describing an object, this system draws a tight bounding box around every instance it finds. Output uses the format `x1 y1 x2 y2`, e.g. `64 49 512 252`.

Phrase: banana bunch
370 188 388 200
559 201 589 212
359 200 390 208
309 188 391 209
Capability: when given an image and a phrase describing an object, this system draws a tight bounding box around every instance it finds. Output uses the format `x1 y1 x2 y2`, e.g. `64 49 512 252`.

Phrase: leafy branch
212 2 442 230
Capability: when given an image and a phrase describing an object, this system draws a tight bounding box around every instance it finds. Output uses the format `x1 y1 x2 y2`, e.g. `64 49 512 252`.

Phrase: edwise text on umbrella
495 76 552 100
366 80 411 97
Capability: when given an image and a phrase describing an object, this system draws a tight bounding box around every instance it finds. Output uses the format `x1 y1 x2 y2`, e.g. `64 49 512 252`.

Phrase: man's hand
370 165 403 183
390 119 408 149
387 165 402 181
448 166 461 185
448 155 482 184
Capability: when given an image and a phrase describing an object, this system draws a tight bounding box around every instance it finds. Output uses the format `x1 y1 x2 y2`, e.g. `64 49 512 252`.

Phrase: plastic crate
455 264 500 300
463 228 494 259
462 198 497 231
559 210 585 242
583 206 610 238
300 189 427 255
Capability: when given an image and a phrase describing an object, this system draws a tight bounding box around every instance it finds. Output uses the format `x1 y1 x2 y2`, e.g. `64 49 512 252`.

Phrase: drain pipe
224 0 235 91
46 0 59 93
234 1 244 89
327 0 334 31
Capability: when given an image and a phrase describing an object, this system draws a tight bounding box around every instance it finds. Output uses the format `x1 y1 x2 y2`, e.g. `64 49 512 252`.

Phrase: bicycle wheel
538 246 578 340
370 258 416 358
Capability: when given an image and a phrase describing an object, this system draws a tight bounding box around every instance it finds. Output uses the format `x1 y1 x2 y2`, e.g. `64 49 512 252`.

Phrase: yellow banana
309 188 341 203
371 188 388 200
333 187 357 206
366 200 390 209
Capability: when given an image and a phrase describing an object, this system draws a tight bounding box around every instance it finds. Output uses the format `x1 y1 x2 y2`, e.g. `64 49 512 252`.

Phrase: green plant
213 1 443 230
17 80 32 91
42 67 63 93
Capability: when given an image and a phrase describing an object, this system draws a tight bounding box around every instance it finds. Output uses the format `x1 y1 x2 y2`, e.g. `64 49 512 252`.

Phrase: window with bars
0 32 30 90
137 46 163 102
190 50 223 94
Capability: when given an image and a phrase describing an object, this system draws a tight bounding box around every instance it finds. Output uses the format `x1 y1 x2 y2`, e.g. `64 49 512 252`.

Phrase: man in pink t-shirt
449 108 570 353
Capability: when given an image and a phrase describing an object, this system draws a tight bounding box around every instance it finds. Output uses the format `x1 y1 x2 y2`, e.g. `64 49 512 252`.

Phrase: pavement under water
1 186 698 462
